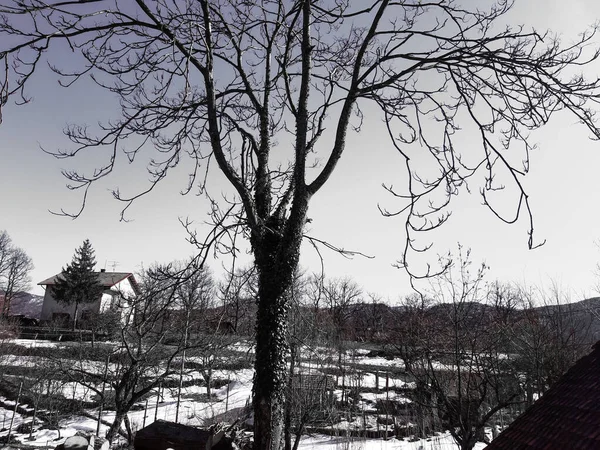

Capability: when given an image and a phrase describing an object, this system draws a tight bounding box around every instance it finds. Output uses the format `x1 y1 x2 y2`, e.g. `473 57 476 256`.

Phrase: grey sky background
2 0 600 300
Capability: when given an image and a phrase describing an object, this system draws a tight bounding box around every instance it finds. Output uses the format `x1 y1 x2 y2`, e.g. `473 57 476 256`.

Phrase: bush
0 318 18 339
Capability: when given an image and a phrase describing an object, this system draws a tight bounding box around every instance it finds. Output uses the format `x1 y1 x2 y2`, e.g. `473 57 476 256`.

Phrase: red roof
38 271 139 294
486 341 600 449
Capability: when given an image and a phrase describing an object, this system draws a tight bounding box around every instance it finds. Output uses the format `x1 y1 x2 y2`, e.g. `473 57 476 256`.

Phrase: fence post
385 372 389 441
225 379 231 412
7 381 23 444
154 382 162 422
143 399 148 428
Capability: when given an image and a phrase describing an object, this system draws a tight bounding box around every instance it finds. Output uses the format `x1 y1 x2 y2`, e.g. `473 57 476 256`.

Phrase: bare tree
0 231 11 275
167 260 215 422
302 274 363 394
508 282 595 403
395 248 523 450
3 2 600 447
350 292 391 343
303 273 329 341
47 262 219 445
165 260 236 415
217 265 257 336
284 268 338 450
1 248 33 317
0 231 34 317
323 277 363 342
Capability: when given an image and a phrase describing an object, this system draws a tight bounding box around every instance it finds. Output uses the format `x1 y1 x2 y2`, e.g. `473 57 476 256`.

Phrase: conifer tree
53 239 104 329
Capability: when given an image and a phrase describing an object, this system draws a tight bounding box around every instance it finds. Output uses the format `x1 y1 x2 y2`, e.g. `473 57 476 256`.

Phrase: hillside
0 291 44 319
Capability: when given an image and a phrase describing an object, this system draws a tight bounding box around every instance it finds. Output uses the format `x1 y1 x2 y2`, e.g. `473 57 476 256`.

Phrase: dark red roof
38 271 140 294
486 341 600 449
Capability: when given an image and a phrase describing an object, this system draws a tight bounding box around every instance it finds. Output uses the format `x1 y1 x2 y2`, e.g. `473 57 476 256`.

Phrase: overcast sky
2 0 600 301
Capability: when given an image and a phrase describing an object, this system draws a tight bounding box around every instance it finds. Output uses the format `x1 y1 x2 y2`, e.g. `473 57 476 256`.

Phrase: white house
38 269 140 323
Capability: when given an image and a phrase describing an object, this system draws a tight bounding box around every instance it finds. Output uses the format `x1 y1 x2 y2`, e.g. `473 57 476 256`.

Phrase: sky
2 0 600 302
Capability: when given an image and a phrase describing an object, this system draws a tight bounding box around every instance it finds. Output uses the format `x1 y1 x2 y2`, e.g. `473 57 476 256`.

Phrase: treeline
211 255 598 449
212 250 598 450
2 238 599 449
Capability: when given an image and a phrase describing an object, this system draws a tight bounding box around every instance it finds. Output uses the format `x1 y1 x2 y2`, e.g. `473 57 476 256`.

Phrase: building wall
39 288 102 322
40 276 136 323
99 278 135 312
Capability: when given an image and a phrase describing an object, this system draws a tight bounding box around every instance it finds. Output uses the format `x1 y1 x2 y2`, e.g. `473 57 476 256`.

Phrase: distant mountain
533 296 600 312
0 291 44 319
390 296 600 343
533 297 600 341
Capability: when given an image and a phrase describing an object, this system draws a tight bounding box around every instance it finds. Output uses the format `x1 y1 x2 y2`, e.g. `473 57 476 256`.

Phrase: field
0 336 491 449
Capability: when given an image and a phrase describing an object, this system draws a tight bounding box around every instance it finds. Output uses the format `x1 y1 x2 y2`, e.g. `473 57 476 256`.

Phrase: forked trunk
458 430 478 450
106 409 127 444
250 186 308 449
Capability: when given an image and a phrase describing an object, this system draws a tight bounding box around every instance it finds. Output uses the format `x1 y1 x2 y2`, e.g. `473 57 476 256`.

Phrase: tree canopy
2 1 600 448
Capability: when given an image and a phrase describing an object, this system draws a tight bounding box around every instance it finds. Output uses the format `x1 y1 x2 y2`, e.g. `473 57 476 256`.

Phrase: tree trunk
175 312 189 423
106 409 127 444
29 400 38 441
202 368 213 399
124 414 133 444
72 302 79 331
292 423 304 450
2 293 12 317
284 344 297 450
459 432 478 450
253 274 290 450
250 187 308 450
55 413 62 440
206 374 211 399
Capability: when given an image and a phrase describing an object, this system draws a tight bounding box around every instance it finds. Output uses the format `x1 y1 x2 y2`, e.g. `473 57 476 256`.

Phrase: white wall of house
98 279 135 323
99 278 135 312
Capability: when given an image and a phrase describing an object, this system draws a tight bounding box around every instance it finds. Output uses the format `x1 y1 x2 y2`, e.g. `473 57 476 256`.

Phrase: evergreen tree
53 239 104 329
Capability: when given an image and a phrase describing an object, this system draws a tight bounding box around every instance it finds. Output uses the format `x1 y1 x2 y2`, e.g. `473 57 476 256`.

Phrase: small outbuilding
133 420 224 450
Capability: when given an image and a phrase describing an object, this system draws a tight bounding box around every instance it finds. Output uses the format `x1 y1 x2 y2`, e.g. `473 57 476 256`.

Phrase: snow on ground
0 400 101 448
359 373 414 390
353 357 404 369
60 381 97 403
0 360 255 448
7 339 62 348
0 406 25 431
100 367 256 435
228 341 254 353
359 392 411 403
0 340 492 449
336 373 414 392
1 352 119 377
299 434 488 449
